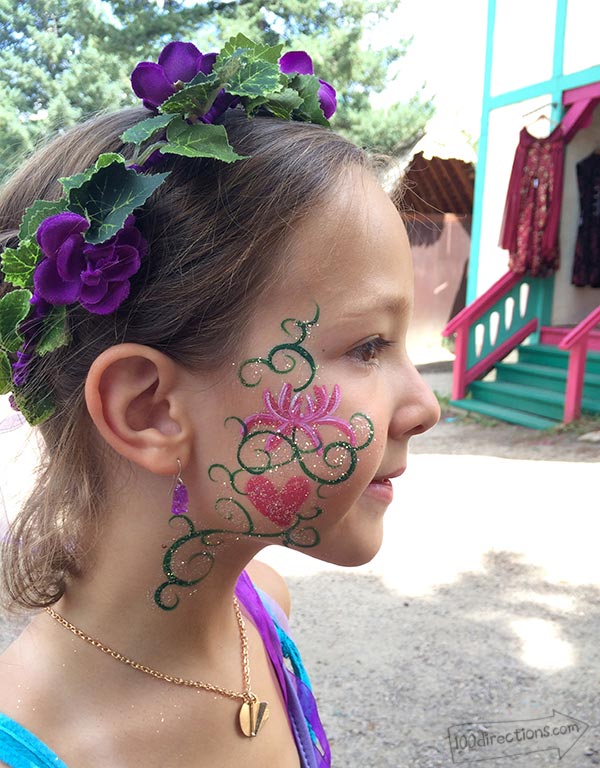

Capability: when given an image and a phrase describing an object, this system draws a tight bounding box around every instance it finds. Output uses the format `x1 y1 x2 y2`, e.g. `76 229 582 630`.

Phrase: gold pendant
239 699 270 737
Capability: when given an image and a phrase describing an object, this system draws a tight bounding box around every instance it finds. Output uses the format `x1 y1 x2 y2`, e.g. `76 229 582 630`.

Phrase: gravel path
1 402 599 767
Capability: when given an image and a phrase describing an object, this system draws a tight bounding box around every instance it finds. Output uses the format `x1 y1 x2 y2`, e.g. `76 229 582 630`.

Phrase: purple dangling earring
171 458 189 517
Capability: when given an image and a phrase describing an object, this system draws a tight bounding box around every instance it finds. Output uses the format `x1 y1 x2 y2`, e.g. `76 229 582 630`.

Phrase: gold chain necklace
45 596 270 737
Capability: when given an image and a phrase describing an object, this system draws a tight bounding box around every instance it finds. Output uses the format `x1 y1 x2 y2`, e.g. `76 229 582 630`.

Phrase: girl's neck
50 475 261 676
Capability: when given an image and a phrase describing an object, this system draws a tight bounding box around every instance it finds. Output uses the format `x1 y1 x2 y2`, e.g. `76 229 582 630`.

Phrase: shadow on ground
284 550 600 768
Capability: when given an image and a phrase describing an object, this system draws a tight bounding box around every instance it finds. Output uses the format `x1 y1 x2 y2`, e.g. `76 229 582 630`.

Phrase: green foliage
162 119 246 163
19 198 68 239
0 289 32 353
227 59 282 97
0 350 11 395
10 385 55 425
67 155 169 243
1 240 42 290
121 114 175 145
0 0 432 182
345 96 435 154
36 305 69 356
290 74 328 126
160 77 221 116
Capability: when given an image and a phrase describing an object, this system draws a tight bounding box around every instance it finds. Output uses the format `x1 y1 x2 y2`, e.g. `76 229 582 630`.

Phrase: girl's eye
348 337 393 365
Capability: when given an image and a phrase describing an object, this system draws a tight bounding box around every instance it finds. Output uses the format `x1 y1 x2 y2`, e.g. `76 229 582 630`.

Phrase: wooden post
563 341 586 423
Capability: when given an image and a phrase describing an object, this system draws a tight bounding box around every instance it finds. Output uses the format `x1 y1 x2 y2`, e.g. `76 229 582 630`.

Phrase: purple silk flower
279 51 337 119
34 212 147 315
11 293 53 387
131 41 217 111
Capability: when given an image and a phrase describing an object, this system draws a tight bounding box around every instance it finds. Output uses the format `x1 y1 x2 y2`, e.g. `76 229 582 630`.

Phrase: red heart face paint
246 476 311 527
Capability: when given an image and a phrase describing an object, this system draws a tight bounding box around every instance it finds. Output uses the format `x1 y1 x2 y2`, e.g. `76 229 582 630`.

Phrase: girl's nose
389 365 441 440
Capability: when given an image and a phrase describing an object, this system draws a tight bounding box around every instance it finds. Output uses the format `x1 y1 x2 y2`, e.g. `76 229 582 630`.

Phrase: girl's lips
363 468 405 504
364 477 394 503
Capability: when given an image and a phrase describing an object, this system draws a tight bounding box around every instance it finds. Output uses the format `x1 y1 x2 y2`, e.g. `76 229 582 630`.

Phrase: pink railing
558 304 600 422
442 270 547 400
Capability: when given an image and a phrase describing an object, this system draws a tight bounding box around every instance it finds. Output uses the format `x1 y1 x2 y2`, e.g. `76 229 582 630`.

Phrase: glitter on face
154 306 373 610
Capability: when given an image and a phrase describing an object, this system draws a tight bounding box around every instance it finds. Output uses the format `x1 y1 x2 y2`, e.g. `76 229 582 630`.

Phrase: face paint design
154 306 374 610
238 306 319 391
243 383 357 456
246 476 310 527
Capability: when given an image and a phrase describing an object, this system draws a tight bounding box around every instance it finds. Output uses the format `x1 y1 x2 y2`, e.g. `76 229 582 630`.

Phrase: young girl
0 37 439 767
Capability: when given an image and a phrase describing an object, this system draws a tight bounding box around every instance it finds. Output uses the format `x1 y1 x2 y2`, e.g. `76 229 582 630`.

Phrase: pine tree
0 0 432 181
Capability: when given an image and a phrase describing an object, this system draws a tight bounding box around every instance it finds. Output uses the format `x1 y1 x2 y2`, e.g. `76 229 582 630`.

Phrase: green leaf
0 351 11 395
219 33 259 60
60 153 125 194
227 60 281 98
187 69 218 88
0 289 32 353
214 35 282 89
121 113 175 145
292 74 329 126
257 43 284 65
18 199 68 240
219 34 282 65
11 387 55 426
36 305 69 356
68 160 169 244
1 240 42 290
160 76 222 117
260 88 304 120
241 96 268 118
161 119 247 163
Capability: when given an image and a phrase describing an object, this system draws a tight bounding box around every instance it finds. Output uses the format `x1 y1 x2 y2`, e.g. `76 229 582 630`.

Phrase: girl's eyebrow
340 295 411 320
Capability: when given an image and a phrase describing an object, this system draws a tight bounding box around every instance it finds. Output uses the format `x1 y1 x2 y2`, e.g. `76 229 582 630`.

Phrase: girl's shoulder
245 559 291 618
0 627 67 768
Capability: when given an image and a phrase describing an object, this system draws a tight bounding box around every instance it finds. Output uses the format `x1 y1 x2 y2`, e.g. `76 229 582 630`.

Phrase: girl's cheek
208 307 376 538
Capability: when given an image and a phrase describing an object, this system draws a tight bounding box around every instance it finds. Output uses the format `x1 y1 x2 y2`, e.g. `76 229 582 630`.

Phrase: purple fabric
278 51 337 119
279 51 314 76
131 41 217 111
236 571 331 768
316 80 337 121
11 293 52 387
34 213 147 315
236 571 288 703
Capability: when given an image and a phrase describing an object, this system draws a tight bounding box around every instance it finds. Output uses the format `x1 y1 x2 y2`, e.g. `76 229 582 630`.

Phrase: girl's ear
84 343 193 475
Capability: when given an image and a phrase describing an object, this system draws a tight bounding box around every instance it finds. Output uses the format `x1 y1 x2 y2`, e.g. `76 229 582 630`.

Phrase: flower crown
0 35 336 425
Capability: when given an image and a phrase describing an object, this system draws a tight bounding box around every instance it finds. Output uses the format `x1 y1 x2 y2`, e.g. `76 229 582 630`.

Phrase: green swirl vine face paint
155 306 374 610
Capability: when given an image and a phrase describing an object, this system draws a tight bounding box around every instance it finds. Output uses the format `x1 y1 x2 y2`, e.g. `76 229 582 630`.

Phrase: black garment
572 151 600 287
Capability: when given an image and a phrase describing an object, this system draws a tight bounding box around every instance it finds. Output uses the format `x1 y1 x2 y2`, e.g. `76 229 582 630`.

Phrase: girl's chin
299 531 385 568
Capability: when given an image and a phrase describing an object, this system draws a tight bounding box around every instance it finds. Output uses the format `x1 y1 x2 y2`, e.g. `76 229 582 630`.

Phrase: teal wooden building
443 0 600 427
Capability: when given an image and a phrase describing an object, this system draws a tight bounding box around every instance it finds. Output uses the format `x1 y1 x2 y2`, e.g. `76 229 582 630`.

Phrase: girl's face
182 168 440 572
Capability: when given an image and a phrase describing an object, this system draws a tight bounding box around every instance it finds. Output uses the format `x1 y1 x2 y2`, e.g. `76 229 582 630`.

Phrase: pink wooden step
541 325 600 351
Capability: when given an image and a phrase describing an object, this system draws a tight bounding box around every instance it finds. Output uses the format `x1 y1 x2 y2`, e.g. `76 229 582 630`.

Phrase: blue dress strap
0 713 67 767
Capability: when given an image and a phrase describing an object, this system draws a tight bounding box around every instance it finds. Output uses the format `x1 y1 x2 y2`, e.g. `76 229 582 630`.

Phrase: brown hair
0 107 368 610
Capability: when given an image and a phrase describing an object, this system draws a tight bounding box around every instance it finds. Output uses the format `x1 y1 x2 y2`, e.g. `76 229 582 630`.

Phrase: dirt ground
414 404 600 464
